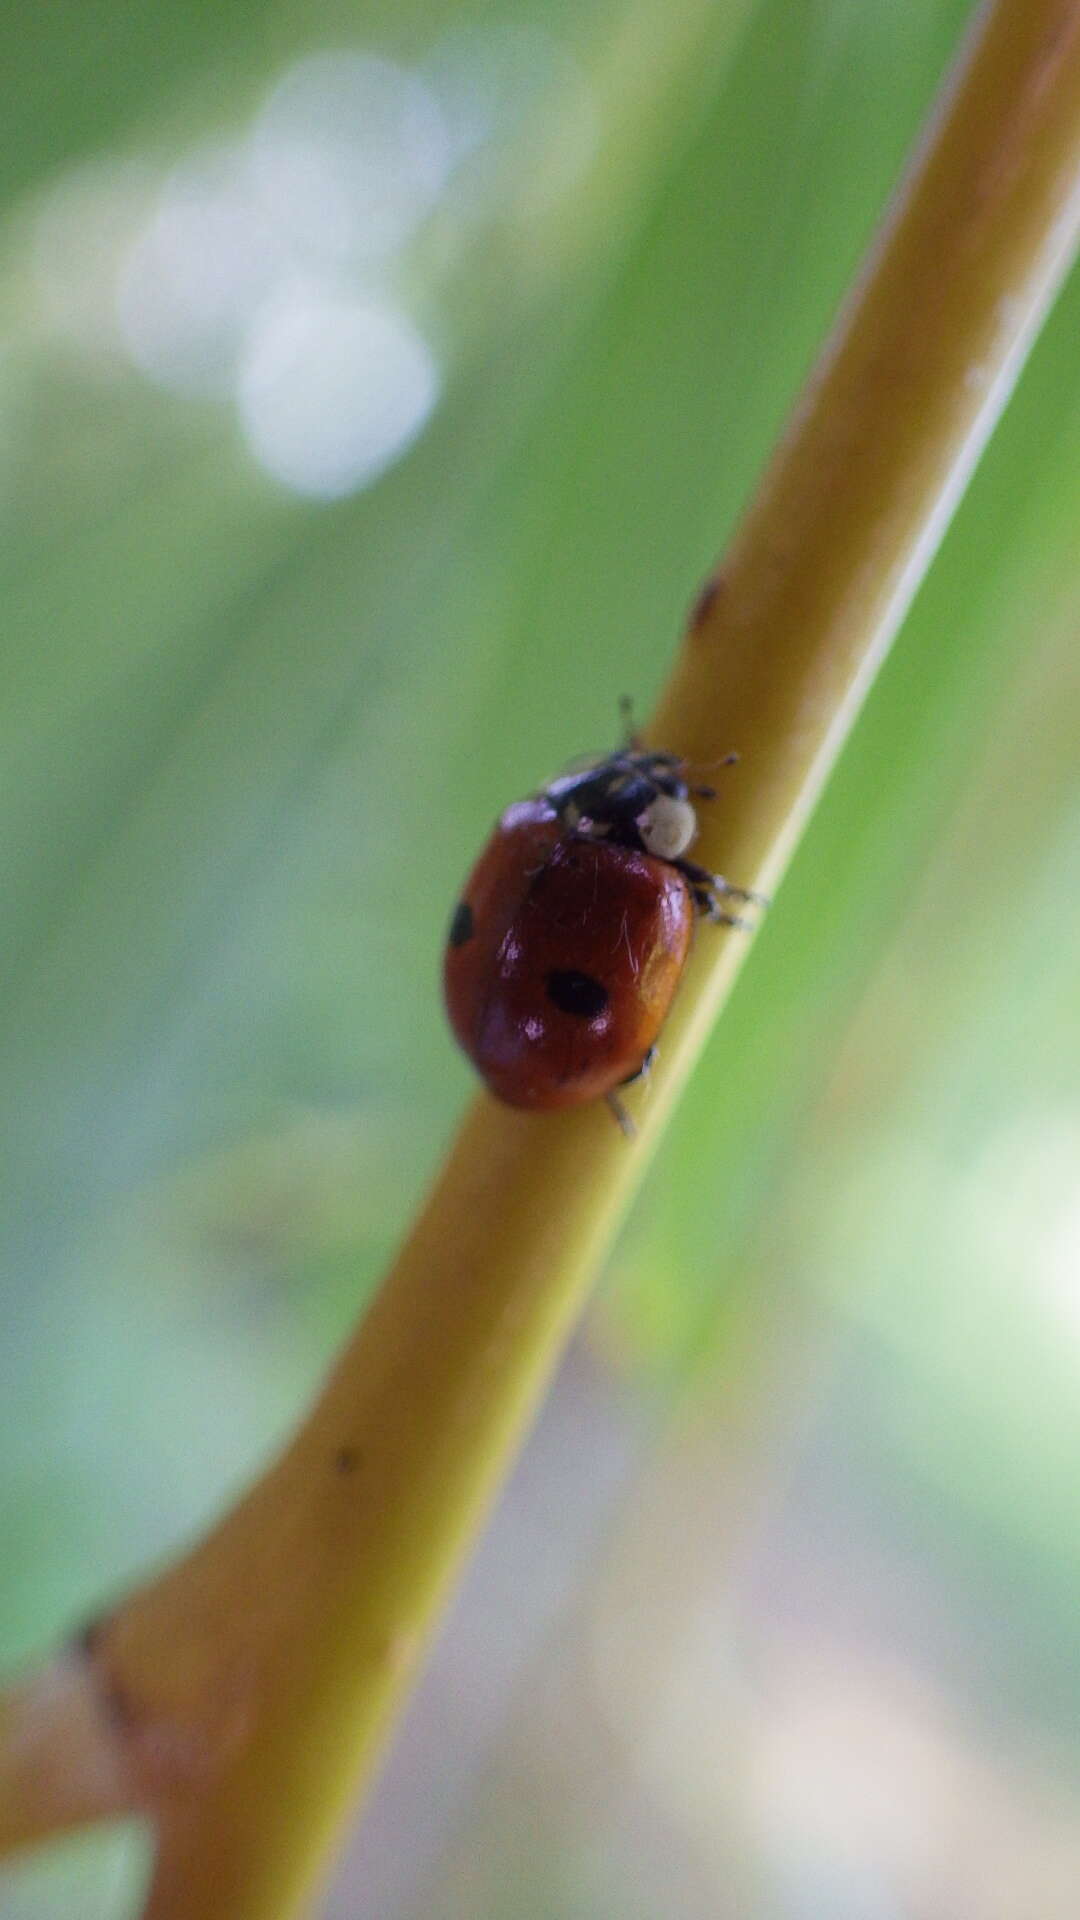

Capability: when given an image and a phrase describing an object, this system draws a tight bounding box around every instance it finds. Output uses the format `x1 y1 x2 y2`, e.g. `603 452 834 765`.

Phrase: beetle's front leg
676 856 769 910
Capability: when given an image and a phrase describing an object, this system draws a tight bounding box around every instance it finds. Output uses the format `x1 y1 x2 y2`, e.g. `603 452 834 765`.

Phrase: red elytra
443 742 758 1120
444 796 693 1111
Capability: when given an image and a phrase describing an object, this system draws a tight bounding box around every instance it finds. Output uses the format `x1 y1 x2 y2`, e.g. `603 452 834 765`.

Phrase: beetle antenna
693 750 739 772
617 695 640 751
688 750 738 795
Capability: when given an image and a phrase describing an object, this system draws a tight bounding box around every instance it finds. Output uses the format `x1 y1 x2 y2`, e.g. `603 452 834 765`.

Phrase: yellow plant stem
4 1 1080 1914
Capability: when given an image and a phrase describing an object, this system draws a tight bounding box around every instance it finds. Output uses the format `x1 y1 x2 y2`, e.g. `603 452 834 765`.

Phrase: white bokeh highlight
249 52 452 269
28 33 598 499
236 287 439 498
117 144 293 396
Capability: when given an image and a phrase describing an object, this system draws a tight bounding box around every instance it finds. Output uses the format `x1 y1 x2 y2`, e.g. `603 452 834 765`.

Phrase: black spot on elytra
335 1446 362 1475
448 901 474 947
546 969 609 1019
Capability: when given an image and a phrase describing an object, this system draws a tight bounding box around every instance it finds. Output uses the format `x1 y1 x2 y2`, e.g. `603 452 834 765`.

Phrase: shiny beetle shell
444 797 693 1109
443 740 758 1117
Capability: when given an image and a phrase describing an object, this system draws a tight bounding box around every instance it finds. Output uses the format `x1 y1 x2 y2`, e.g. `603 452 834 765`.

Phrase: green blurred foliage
3 0 1080 1912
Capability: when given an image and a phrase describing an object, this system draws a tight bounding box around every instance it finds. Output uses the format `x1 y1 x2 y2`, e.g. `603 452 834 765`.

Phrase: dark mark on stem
689 572 724 633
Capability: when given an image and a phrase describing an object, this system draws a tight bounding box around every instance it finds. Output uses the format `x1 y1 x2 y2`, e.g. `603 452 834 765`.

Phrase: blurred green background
4 0 1080 1913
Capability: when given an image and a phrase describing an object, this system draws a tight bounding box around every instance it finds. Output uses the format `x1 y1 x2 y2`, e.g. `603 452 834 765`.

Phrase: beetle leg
695 891 753 929
603 1047 658 1137
676 856 769 909
688 882 754 928
605 1089 636 1137
620 1045 657 1088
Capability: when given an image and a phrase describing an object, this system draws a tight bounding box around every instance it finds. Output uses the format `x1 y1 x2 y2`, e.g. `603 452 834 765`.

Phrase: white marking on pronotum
637 793 696 860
